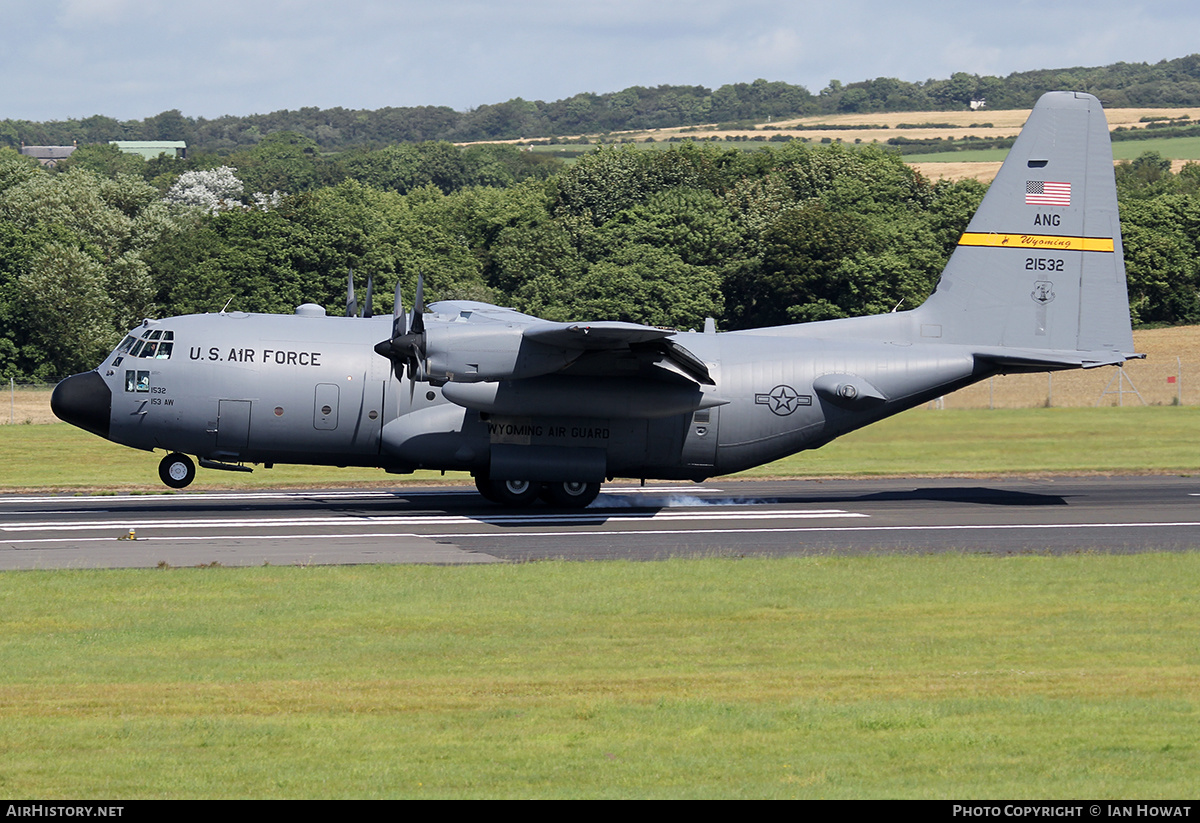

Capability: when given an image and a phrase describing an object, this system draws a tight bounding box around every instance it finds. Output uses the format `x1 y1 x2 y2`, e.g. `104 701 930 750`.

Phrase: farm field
622 105 1200 149
907 137 1200 183
519 105 1200 181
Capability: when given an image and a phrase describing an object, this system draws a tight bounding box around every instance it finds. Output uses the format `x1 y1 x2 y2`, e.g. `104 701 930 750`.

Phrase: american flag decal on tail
1026 180 1071 207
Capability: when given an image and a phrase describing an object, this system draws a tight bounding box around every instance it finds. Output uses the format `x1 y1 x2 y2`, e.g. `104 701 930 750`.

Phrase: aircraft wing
395 301 715 386
523 321 674 349
525 322 714 385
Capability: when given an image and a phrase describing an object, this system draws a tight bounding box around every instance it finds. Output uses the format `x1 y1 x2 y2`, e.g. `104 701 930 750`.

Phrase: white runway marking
6 521 1200 548
0 508 864 533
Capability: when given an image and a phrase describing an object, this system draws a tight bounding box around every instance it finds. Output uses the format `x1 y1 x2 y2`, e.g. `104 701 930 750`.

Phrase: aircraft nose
51 371 112 438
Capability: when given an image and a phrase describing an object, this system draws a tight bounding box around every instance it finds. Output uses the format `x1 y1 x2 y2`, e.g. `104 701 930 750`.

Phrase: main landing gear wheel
486 478 541 507
158 452 196 489
474 473 500 503
540 480 601 509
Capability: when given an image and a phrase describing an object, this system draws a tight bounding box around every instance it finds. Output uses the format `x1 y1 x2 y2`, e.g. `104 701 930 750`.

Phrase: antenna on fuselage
220 297 233 314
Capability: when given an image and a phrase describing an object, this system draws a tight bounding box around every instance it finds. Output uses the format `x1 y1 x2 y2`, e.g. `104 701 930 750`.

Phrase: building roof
20 145 76 160
111 141 187 159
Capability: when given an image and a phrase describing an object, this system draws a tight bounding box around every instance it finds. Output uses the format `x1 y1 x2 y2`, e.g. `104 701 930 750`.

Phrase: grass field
2 555 1198 798
6 304 1200 799
5 407 1200 798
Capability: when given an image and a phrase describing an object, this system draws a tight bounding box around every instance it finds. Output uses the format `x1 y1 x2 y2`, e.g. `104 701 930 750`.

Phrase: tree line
2 139 1198 381
5 55 1200 153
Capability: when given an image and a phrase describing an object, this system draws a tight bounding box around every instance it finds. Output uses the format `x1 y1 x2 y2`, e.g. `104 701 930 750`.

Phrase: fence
6 380 61 425
931 357 1191 409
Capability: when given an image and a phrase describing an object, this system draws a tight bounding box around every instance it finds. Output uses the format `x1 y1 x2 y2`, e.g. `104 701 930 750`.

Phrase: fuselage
53 303 986 484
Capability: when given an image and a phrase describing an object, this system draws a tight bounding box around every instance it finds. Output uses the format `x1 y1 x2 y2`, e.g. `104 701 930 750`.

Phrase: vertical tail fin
916 91 1135 363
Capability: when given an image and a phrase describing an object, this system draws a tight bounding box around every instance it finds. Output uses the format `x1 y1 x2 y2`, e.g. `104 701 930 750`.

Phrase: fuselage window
124 370 151 393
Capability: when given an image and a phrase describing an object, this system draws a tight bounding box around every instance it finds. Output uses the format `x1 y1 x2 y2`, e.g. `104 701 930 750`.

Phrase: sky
2 0 1198 122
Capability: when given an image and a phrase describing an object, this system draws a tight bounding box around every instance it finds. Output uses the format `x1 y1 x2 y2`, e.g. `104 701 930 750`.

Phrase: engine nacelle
422 325 578 383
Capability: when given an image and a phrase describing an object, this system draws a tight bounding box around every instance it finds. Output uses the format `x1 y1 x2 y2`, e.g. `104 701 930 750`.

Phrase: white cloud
1 1 1196 122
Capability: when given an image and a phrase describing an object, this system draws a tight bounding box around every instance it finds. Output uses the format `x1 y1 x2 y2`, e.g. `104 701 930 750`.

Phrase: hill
5 55 1200 154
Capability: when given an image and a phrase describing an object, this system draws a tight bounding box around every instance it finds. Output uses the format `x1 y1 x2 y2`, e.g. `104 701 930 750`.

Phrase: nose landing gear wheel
541 480 601 509
158 453 196 489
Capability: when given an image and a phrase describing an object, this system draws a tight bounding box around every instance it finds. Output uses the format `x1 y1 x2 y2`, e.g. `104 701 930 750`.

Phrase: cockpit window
122 329 174 360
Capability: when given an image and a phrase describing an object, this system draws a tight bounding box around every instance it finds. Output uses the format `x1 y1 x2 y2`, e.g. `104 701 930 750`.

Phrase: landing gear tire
158 453 196 489
541 480 601 509
487 478 541 507
474 473 500 503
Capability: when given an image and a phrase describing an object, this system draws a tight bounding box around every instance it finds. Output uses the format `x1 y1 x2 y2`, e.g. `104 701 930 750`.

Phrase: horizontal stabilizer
974 347 1144 373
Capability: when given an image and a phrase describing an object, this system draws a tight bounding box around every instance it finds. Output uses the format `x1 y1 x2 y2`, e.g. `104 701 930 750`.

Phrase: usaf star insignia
754 384 811 416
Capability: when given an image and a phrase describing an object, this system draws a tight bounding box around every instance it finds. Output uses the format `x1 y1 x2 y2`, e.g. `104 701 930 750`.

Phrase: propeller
373 274 428 385
346 268 376 318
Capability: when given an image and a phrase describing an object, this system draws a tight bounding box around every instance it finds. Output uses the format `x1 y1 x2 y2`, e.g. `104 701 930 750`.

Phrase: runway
3 476 1200 570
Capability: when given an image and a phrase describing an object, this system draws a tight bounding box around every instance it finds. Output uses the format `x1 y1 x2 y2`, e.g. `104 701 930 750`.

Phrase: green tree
1115 151 1177 198
1119 195 1200 324
0 163 180 377
229 132 322 195
56 143 146 179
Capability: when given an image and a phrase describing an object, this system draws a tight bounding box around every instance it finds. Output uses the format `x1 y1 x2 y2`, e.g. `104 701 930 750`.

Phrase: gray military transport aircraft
52 91 1139 508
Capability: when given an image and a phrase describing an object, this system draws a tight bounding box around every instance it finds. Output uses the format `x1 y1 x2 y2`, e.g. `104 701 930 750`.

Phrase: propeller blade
346 268 357 318
410 273 425 335
392 279 406 338
375 275 428 386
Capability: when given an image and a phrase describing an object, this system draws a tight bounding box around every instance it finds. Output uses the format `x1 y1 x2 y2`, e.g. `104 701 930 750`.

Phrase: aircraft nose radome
50 371 111 438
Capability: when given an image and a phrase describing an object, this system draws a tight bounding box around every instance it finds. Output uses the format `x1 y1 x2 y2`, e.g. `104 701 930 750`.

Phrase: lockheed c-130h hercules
52 92 1140 508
